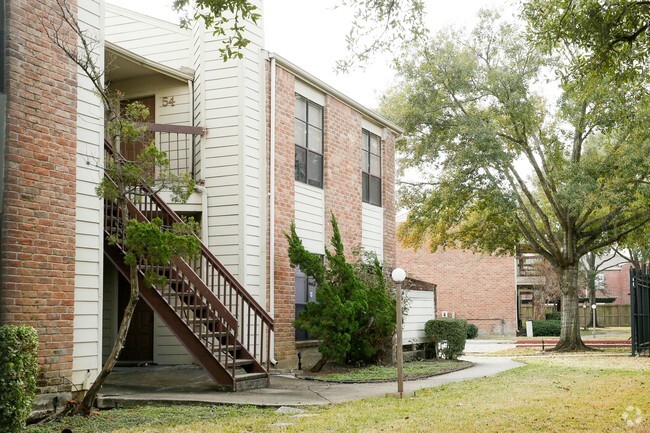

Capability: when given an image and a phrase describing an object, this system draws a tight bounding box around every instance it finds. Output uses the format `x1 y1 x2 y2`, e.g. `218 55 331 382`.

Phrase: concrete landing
97 356 524 408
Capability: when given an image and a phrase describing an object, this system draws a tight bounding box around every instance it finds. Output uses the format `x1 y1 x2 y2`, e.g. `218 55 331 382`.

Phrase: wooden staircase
102 140 273 391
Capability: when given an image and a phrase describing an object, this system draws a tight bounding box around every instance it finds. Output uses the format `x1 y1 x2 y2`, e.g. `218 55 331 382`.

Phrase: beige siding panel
403 290 436 344
102 266 118 363
105 4 191 70
153 315 192 365
295 182 325 255
362 202 384 261
73 0 104 391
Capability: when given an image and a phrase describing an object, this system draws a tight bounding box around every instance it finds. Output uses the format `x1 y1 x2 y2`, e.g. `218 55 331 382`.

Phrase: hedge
0 325 39 433
532 320 561 336
424 318 467 359
545 311 561 321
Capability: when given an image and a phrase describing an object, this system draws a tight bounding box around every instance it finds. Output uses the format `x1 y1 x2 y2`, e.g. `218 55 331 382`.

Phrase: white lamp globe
391 267 406 283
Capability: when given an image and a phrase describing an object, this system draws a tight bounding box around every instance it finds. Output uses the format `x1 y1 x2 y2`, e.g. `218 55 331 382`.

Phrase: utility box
526 320 534 337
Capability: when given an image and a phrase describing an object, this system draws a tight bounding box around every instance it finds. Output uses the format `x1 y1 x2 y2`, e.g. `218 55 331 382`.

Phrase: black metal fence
630 268 650 356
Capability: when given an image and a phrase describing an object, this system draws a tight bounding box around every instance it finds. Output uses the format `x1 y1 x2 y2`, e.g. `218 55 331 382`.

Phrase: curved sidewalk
97 355 523 408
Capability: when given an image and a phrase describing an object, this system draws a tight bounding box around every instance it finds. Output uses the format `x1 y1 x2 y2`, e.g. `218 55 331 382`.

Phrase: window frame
295 94 324 189
362 129 382 206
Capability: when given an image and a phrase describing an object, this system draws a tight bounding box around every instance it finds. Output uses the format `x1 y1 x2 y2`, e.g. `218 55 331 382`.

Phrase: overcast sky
107 0 519 109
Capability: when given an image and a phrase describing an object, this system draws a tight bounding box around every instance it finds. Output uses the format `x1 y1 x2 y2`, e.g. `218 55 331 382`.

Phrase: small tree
286 215 396 371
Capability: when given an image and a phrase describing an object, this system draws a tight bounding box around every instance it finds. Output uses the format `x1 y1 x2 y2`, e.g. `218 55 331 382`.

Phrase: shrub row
545 311 562 321
532 320 561 336
0 325 39 433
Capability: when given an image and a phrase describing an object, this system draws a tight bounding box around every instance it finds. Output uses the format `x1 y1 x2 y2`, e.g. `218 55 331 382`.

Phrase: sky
106 0 520 109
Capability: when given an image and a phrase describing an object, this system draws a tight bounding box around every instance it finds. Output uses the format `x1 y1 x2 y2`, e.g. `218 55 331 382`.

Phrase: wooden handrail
103 139 273 377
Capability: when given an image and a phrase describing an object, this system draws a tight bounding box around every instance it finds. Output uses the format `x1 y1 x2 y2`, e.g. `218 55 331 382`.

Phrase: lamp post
591 304 597 338
391 267 406 396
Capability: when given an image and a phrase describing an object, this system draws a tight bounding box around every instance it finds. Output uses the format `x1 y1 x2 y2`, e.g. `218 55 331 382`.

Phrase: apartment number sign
161 96 176 107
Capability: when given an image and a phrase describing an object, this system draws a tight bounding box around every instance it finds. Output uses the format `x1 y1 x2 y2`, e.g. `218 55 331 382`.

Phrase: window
295 94 323 188
295 267 319 341
362 129 381 206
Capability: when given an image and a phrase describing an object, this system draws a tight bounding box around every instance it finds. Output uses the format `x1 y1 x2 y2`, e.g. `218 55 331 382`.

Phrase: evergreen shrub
545 311 561 321
532 320 561 336
0 325 38 433
424 318 467 359
466 322 479 339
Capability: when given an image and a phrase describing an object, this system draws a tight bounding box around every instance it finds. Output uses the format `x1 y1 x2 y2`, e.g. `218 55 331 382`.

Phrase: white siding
153 315 192 364
362 202 384 261
195 0 266 307
295 183 325 254
403 290 436 345
105 4 192 70
73 0 104 389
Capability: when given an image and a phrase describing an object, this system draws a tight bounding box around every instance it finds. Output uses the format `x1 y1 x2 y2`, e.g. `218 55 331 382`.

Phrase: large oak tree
383 10 650 350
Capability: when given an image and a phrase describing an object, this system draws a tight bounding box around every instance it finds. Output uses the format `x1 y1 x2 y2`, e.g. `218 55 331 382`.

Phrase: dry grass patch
28 355 650 433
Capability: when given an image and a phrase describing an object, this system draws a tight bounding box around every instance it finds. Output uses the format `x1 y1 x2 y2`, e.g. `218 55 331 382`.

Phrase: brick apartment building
397 245 518 337
0 0 399 406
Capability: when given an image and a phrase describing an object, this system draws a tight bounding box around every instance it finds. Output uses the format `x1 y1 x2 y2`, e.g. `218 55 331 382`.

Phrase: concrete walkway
98 353 523 408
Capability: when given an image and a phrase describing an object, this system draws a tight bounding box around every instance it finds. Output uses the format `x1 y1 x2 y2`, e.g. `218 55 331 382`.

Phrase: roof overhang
105 41 194 83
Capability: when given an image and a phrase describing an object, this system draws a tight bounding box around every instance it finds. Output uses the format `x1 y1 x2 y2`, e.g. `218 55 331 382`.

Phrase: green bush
532 320 561 336
288 215 396 366
545 311 561 321
424 318 467 359
466 323 479 339
0 325 39 433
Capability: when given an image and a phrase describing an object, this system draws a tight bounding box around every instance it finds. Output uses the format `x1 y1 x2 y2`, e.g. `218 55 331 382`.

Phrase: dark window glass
362 129 382 206
295 94 324 188
295 146 307 183
295 264 321 341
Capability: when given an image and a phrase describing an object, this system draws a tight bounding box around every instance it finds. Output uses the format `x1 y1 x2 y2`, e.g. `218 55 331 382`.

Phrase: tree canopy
382 9 650 350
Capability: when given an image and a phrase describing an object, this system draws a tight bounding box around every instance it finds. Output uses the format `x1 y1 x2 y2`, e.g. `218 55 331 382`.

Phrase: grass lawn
300 360 473 382
27 356 650 433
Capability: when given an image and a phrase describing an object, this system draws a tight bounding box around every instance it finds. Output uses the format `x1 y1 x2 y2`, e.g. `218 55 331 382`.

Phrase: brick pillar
0 0 78 394
267 65 298 364
323 96 363 258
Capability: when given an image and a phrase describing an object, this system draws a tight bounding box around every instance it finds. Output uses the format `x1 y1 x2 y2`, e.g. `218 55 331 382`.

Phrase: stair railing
104 140 274 374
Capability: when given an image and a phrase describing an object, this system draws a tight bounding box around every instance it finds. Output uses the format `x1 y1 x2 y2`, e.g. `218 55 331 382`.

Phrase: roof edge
105 41 195 82
265 51 403 135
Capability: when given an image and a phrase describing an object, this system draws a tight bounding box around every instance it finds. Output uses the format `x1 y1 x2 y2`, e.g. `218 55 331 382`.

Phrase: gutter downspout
269 54 277 359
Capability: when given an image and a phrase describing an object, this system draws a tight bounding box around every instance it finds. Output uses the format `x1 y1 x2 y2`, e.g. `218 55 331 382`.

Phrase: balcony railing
117 123 205 180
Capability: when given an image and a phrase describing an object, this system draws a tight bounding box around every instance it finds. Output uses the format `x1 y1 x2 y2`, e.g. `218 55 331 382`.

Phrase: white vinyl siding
361 202 384 261
193 0 266 307
73 0 104 389
295 183 325 254
105 4 192 70
153 315 192 364
403 290 436 345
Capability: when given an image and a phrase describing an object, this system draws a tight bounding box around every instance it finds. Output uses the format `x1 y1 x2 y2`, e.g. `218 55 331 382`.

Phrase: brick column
267 65 297 363
323 96 363 258
0 0 78 394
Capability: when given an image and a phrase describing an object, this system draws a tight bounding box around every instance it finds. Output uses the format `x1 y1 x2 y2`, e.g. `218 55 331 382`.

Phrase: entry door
117 275 154 363
119 96 156 161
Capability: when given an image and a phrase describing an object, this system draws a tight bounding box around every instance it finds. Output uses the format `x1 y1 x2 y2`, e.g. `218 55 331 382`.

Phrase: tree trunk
78 203 140 414
532 288 546 320
554 264 589 351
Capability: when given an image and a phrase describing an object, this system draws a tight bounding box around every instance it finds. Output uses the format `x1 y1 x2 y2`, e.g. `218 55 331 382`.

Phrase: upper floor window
362 129 381 206
295 94 323 188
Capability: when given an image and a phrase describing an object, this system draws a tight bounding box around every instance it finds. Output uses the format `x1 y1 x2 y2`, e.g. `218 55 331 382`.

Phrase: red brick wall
266 62 398 366
603 263 632 305
397 245 517 336
323 96 362 259
267 64 297 363
381 131 396 269
0 0 78 394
